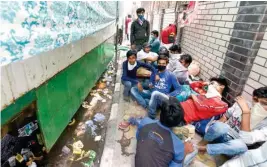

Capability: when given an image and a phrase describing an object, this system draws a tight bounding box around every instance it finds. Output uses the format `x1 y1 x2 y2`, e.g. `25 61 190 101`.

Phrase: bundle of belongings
1 115 47 167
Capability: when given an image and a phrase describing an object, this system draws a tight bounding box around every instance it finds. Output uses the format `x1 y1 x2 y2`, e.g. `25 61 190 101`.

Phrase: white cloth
137 50 158 61
205 85 221 99
169 53 182 60
127 62 137 70
221 135 267 167
240 127 267 145
250 103 267 129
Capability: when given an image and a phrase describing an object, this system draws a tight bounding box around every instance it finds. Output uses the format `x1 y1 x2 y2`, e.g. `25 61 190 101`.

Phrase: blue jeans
138 78 150 89
204 122 248 156
148 91 169 119
122 80 136 97
131 87 153 109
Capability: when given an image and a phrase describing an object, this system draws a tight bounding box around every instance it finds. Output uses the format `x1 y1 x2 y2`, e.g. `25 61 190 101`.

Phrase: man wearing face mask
198 86 267 157
131 8 150 51
131 55 182 109
167 45 192 84
149 30 160 53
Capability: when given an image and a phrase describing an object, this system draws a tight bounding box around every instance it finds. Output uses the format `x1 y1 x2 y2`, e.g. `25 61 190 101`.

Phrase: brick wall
181 1 240 80
243 30 267 100
181 1 267 104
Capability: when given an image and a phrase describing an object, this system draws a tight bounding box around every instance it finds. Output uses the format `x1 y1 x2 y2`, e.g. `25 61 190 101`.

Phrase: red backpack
161 24 177 44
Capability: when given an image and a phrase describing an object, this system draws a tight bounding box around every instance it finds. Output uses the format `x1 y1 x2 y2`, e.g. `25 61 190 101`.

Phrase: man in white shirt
198 87 267 157
137 42 159 64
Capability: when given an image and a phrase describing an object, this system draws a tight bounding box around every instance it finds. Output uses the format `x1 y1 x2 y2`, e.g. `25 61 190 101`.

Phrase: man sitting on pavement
149 30 161 53
135 97 197 167
137 42 159 64
121 50 157 102
131 55 182 109
197 86 267 157
167 45 192 84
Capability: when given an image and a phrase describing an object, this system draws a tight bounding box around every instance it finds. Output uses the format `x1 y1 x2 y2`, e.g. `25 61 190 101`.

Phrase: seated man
198 86 267 157
149 30 161 53
168 44 183 60
137 42 159 64
221 137 267 167
148 77 229 122
121 50 156 101
135 97 197 167
167 45 192 84
131 56 182 109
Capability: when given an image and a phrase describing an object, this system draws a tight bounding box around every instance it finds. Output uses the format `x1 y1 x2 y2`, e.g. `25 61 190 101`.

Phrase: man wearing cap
137 42 159 64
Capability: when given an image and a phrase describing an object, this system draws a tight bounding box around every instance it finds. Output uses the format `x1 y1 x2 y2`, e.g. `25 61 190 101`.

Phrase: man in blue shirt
131 55 182 109
135 97 195 167
149 30 161 53
121 50 157 102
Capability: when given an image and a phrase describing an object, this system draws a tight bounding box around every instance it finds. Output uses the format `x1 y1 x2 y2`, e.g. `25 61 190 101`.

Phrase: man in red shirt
148 77 229 123
125 15 132 40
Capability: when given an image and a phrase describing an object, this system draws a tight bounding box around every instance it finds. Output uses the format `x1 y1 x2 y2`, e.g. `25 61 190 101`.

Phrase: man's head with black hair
169 44 182 54
180 54 192 68
253 86 267 110
158 46 169 58
126 50 137 65
142 42 151 53
128 14 132 18
209 77 229 97
151 30 159 38
136 8 145 14
136 8 145 20
157 55 169 72
160 97 186 127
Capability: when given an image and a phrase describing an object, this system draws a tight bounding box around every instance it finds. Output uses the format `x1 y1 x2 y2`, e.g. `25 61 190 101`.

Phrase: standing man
131 8 150 51
125 14 132 41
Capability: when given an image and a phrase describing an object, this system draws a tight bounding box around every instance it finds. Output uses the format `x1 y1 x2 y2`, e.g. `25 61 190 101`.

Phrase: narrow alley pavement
100 47 227 167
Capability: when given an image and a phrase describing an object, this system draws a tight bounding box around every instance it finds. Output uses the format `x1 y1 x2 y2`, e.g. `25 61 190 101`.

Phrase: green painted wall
1 90 36 126
36 42 114 150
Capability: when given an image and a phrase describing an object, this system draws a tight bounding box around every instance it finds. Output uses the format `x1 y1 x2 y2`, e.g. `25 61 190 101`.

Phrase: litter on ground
93 113 105 123
94 136 102 141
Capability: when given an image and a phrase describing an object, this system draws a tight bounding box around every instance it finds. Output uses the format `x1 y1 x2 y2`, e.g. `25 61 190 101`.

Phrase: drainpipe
115 1 119 70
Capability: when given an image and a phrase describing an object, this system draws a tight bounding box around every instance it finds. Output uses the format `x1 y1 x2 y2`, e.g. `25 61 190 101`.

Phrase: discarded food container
94 136 101 141
93 113 105 123
85 120 97 136
62 146 71 155
81 150 96 167
16 153 24 163
73 140 84 149
21 148 34 160
8 156 16 167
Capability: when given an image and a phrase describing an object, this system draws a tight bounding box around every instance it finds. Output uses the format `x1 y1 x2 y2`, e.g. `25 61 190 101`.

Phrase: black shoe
123 96 130 102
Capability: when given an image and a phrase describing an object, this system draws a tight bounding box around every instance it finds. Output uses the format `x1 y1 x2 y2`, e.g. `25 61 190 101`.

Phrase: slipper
118 121 130 130
69 118 76 126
